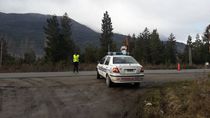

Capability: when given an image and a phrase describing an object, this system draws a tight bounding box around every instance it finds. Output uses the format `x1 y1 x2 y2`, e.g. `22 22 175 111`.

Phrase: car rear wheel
134 83 140 87
97 71 101 79
106 75 113 87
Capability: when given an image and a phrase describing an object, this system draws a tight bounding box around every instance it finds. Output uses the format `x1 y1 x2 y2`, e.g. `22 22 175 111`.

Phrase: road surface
0 69 209 79
0 69 209 118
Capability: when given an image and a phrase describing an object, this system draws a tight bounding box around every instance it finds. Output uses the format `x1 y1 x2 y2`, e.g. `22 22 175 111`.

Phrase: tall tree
0 35 9 66
192 35 203 64
150 29 162 64
44 13 75 63
99 11 113 57
134 27 151 64
187 35 192 65
130 34 136 55
165 33 176 64
60 13 75 61
204 24 210 52
44 15 60 63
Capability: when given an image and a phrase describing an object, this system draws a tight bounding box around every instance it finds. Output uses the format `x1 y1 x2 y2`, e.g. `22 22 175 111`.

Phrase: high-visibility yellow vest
73 54 79 62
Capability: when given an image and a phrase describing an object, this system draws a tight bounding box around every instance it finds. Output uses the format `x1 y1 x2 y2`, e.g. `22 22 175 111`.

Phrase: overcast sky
0 0 210 43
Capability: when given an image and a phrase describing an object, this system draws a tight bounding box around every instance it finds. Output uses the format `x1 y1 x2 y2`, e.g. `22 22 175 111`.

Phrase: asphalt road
0 69 209 118
0 69 209 79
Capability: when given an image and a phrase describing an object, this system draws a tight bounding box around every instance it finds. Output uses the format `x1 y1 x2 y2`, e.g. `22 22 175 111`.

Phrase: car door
98 56 106 78
103 56 111 77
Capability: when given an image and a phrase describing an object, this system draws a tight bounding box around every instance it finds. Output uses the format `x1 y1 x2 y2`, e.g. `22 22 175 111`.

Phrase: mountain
0 12 185 57
0 12 125 57
175 42 186 53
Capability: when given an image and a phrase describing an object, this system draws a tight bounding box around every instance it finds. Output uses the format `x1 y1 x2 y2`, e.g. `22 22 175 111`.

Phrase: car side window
105 57 110 65
100 57 106 64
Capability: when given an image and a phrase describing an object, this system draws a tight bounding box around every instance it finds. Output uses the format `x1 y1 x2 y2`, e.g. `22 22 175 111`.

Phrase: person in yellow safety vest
73 52 80 73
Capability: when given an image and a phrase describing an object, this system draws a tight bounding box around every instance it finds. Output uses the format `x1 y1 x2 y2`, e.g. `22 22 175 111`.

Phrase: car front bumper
109 74 144 83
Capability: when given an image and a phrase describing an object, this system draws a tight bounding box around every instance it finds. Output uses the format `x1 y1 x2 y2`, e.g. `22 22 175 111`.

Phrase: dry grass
135 79 210 118
0 63 98 73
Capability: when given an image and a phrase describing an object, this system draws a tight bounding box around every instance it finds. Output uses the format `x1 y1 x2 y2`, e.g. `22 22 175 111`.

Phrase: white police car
96 52 144 87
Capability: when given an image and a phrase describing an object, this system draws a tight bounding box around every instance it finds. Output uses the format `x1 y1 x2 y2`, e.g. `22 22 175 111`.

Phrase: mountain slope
0 12 125 57
0 12 185 57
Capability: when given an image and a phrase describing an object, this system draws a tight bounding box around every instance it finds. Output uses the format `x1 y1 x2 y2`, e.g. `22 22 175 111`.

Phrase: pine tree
165 33 176 64
192 35 203 64
201 33 210 62
60 13 75 61
44 13 75 63
187 35 192 65
134 28 151 64
99 11 113 57
150 29 162 64
44 15 60 63
204 24 210 52
130 34 136 55
0 36 9 65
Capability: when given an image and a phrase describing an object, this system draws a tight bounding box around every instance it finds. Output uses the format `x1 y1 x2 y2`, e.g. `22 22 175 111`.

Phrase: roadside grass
135 79 210 118
0 63 97 72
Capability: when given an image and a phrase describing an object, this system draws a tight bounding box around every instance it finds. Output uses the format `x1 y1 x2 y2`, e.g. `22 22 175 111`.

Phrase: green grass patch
135 80 210 118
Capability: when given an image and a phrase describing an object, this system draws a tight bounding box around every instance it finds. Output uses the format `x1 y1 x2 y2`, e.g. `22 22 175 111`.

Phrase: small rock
146 102 152 106
160 110 164 114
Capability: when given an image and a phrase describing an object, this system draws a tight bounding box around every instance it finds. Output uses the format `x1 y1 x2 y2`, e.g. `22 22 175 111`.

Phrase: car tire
134 83 140 87
97 71 101 79
106 75 113 87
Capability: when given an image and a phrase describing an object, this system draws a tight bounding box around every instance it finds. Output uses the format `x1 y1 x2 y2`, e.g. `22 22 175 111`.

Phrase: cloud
0 0 210 43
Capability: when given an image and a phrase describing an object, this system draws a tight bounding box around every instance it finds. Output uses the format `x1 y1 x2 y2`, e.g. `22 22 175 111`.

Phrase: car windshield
113 56 138 64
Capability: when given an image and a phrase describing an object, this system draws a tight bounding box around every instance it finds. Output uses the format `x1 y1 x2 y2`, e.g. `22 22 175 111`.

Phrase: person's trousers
73 62 79 72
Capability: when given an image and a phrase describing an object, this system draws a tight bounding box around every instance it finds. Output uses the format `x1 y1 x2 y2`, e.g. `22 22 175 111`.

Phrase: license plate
123 77 138 81
126 69 135 72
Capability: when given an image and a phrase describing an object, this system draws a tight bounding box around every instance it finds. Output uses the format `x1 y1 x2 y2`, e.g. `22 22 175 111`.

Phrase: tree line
82 12 210 65
183 33 210 64
0 11 209 67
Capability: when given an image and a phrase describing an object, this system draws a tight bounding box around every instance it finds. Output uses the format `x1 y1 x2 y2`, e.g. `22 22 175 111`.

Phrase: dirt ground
0 70 207 118
0 76 151 118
